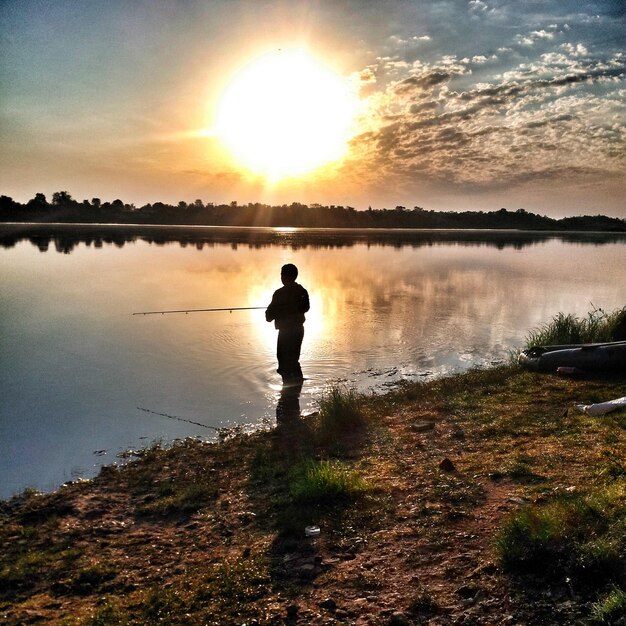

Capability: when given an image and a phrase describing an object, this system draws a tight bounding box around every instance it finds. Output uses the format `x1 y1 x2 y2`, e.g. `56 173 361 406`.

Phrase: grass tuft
317 385 367 440
407 583 439 616
135 481 217 516
524 306 626 348
496 483 626 587
289 460 369 504
197 555 270 611
82 603 126 626
0 542 82 600
599 449 626 480
503 453 544 483
591 587 626 624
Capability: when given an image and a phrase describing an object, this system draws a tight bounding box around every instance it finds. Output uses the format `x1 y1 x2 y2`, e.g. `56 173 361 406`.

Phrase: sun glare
214 49 358 182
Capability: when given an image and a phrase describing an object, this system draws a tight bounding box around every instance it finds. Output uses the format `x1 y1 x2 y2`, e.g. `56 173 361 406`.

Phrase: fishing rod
132 306 266 316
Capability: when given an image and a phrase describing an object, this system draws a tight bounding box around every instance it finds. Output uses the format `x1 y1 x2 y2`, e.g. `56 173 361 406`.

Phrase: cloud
395 70 456 92
388 34 432 48
468 0 498 18
559 42 588 57
343 40 625 204
515 26 564 47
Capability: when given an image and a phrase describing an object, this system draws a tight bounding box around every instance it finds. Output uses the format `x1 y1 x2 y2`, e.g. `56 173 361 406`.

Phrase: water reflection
1 223 625 254
1 230 625 499
276 380 304 426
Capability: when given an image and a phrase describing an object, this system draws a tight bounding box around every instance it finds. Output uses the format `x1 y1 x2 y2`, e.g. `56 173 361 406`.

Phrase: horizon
3 190 625 223
1 1 625 218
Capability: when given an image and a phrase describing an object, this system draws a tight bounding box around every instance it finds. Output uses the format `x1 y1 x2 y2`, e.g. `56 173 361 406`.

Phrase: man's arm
300 287 310 313
265 291 277 322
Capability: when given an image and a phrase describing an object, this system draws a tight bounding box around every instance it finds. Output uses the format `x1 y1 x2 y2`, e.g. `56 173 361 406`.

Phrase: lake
1 224 625 499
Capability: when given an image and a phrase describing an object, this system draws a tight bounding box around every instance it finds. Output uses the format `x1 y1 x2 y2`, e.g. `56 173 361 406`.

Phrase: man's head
281 263 298 284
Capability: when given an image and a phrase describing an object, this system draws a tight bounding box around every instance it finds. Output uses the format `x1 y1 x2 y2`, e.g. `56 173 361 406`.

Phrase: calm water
1 224 625 499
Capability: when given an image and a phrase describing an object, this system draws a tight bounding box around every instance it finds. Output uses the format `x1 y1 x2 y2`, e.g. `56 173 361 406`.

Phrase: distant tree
230 200 238 207
0 195 16 211
178 201 188 210
92 198 101 208
26 193 48 209
193 199 204 209
52 191 73 206
111 199 124 209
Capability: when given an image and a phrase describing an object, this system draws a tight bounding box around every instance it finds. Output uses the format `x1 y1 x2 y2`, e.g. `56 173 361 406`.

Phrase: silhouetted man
266 263 310 383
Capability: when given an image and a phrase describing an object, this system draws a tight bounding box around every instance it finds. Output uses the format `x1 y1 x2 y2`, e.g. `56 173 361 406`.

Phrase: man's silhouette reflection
276 379 303 425
265 263 310 384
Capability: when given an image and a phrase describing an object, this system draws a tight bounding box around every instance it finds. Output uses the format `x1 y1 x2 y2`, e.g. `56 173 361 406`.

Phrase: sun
213 49 358 182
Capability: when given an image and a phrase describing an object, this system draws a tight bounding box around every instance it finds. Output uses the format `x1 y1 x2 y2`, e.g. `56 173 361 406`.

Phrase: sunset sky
1 0 624 217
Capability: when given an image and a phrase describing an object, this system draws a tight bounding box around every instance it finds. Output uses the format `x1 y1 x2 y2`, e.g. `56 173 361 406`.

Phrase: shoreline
3 220 626 233
2 222 625 255
1 364 625 625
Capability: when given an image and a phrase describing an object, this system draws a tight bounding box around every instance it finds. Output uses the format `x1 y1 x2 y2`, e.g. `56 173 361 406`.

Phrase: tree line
1 191 624 231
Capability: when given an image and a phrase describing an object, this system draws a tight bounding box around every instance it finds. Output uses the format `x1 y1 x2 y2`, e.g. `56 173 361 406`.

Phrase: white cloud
345 46 625 198
386 34 432 49
515 26 565 47
468 0 492 15
559 43 589 57
533 30 555 40
516 36 534 47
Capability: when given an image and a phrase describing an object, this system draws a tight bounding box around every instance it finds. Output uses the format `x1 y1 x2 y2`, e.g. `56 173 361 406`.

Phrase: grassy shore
1 365 625 625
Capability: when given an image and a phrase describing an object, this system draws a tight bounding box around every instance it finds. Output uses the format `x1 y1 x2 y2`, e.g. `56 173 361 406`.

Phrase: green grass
135 481 217 516
81 555 270 626
407 583 439 617
289 459 369 504
524 306 626 348
196 555 270 612
0 541 83 599
591 587 626 624
503 453 545 483
47 562 118 597
82 603 126 626
599 448 626 480
496 482 626 588
317 385 367 440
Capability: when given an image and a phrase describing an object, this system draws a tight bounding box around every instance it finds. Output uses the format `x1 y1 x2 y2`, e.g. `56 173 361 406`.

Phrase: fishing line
137 406 222 431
